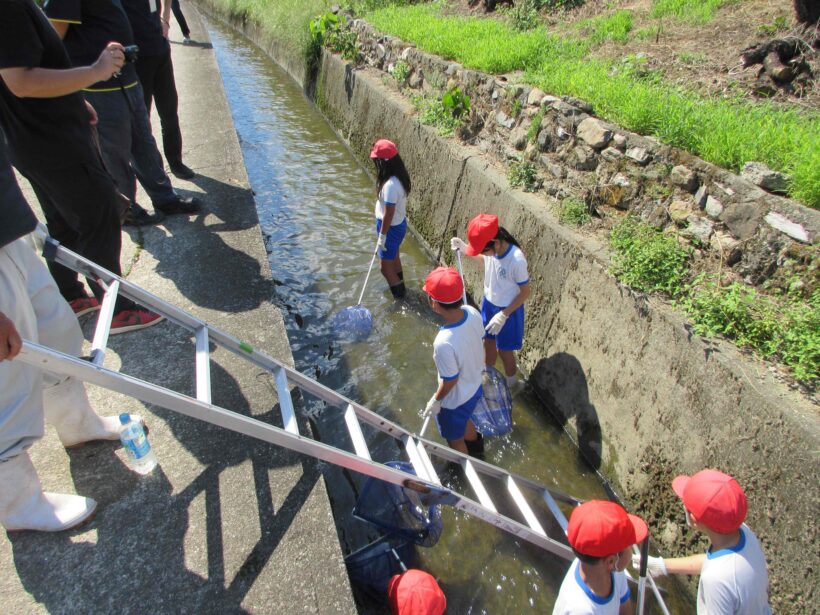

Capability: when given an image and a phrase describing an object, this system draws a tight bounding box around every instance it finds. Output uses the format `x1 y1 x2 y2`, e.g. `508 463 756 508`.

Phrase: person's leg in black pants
18 160 137 314
136 51 187 176
171 0 191 39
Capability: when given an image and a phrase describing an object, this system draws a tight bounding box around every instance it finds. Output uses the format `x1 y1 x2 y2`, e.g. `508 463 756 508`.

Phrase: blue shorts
375 218 407 260
436 385 483 441
482 298 524 351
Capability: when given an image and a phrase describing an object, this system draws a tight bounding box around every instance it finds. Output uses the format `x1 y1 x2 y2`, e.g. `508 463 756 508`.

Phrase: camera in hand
123 45 140 63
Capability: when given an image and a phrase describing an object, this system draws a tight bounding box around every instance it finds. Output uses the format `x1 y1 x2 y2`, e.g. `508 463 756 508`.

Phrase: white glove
451 237 467 253
376 233 388 252
485 311 508 335
423 395 442 417
632 554 668 577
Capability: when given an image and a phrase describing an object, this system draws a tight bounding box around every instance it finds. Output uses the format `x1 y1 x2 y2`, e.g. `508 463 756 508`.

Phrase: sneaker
156 195 203 215
124 203 165 226
69 296 101 317
169 163 196 180
183 37 194 45
110 309 164 335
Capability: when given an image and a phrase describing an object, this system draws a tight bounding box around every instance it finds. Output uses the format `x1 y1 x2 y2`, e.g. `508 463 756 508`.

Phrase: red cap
567 500 648 558
465 213 499 256
423 267 464 304
388 569 446 615
370 139 399 160
672 469 747 533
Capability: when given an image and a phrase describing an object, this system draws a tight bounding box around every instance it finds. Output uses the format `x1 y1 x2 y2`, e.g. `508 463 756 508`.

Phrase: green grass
558 198 592 226
577 10 634 44
649 0 737 24
366 4 820 207
209 0 327 52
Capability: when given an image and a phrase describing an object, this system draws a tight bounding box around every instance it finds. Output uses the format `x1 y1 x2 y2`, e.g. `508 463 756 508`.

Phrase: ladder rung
274 366 299 434
507 476 546 536
415 442 441 486
462 459 497 512
343 404 371 460
403 437 431 482
195 327 212 404
90 279 120 366
543 490 569 533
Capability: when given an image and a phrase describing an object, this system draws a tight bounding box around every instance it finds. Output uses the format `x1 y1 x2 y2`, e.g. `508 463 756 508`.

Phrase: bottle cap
119 413 131 425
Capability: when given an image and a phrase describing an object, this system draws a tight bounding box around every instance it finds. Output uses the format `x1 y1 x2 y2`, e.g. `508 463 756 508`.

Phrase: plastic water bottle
119 413 157 474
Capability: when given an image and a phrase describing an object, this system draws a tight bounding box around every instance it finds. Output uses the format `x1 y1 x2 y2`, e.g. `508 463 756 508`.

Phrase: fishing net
331 304 373 341
353 461 443 547
471 366 513 437
344 533 415 600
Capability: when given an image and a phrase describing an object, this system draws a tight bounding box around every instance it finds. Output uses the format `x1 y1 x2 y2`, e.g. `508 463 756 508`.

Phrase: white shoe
183 37 193 45
0 452 97 532
43 377 138 448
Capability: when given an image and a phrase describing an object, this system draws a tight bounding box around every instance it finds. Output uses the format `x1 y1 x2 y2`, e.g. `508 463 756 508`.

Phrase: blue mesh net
331 305 373 341
353 461 444 547
472 366 513 437
344 533 415 600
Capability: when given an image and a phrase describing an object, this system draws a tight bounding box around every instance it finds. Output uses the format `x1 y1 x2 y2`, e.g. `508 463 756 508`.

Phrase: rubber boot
465 432 485 459
0 452 97 532
389 281 406 299
42 377 136 449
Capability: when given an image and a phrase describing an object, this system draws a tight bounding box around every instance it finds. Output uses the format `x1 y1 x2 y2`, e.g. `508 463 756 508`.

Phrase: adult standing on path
0 143 143 532
0 0 162 331
171 0 192 44
122 0 195 180
45 0 203 226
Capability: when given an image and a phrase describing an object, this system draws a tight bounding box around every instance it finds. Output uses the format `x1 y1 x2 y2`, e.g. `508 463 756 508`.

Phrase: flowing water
206 19 688 614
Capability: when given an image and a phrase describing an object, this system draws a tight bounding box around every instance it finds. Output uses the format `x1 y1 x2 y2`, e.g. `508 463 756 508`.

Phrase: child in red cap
370 139 412 299
633 469 771 614
553 500 648 615
388 569 447 615
451 214 530 392
421 267 485 456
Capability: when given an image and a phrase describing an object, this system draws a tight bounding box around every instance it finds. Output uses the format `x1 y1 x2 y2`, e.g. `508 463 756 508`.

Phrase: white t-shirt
697 525 771 615
553 559 631 615
433 306 485 409
374 176 407 226
484 244 529 307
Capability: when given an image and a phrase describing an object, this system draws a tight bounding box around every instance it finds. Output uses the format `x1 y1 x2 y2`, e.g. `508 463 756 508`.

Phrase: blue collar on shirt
574 562 615 605
494 244 513 259
440 308 468 330
707 527 746 560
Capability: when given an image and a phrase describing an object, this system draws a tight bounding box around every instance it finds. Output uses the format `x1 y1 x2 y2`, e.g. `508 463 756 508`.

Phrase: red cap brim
464 243 481 256
672 475 690 500
628 513 648 544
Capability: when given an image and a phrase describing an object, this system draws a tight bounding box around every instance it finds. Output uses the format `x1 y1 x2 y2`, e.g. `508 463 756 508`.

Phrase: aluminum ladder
18 233 669 614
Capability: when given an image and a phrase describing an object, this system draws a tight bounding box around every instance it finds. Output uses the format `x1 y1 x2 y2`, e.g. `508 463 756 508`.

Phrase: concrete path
0 4 356 613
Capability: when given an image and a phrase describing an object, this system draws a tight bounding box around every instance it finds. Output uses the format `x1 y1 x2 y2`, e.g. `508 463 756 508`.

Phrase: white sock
506 375 518 387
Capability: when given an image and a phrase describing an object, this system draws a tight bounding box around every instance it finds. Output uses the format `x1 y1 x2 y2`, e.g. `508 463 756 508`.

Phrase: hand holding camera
93 42 139 81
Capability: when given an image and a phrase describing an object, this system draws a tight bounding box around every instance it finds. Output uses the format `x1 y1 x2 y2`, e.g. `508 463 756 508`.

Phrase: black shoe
169 163 196 180
124 203 165 226
157 195 203 215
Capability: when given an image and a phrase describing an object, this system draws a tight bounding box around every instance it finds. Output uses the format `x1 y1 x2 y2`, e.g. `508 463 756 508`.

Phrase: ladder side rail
17 341 440 493
90 279 120 366
18 340 575 561
195 326 212 404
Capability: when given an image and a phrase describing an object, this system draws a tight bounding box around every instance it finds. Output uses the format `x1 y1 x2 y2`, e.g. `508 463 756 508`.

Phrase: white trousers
0 237 91 461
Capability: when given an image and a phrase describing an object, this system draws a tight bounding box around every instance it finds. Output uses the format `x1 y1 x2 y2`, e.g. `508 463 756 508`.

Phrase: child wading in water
452 214 530 390
370 139 411 299
421 267 485 457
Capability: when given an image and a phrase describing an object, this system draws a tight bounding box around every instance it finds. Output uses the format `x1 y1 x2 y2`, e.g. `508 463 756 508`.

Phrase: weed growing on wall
413 93 462 136
508 159 539 192
310 12 360 61
609 216 690 295
558 198 592 226
527 110 544 143
442 87 470 119
681 277 819 382
391 59 410 84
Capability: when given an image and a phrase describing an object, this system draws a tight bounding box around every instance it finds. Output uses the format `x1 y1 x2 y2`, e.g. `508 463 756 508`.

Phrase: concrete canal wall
199 5 819 611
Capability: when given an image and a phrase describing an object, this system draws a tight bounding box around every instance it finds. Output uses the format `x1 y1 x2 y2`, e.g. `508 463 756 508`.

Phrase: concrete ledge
0 5 355 613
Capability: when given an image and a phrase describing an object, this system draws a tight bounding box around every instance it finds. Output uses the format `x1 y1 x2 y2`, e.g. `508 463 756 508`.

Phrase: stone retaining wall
198 6 818 611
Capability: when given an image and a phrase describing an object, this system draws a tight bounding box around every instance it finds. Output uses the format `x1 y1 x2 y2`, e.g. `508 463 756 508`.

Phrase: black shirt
44 0 139 91
0 0 98 169
122 0 168 57
0 139 37 250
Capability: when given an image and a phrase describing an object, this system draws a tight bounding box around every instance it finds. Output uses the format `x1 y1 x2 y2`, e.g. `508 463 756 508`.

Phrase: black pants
136 50 184 169
172 0 190 38
17 158 135 312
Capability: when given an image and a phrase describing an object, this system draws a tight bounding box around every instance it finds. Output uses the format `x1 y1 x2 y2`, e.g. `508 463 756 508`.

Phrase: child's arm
501 283 530 317
450 237 485 263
